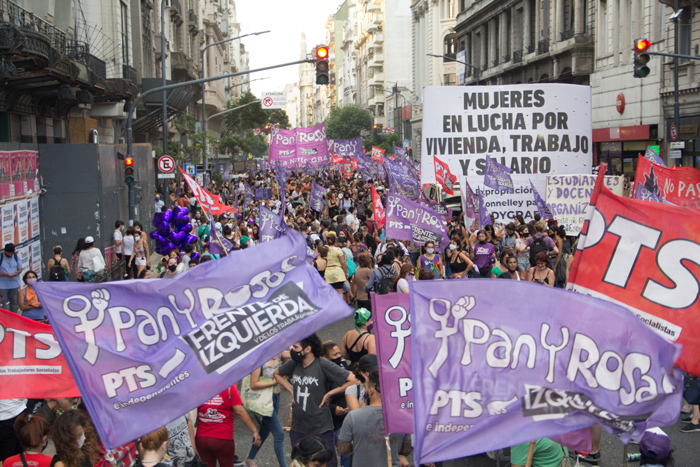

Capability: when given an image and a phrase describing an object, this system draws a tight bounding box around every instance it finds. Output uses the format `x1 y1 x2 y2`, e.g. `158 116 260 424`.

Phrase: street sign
157 173 176 179
670 150 682 158
669 141 685 149
254 128 262 135
158 155 175 173
670 124 678 141
184 163 196 176
261 92 287 110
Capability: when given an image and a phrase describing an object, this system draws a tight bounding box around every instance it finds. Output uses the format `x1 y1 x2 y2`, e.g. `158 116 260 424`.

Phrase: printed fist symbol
91 289 110 313
452 296 476 319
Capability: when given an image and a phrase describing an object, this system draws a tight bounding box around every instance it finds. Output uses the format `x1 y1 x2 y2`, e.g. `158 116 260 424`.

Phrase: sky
235 0 345 96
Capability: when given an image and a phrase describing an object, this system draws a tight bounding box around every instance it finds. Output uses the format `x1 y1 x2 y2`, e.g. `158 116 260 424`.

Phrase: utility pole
674 0 680 160
161 0 169 213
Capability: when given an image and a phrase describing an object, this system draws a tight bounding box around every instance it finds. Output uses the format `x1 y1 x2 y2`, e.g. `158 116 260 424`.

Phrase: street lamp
201 29 270 179
426 53 480 85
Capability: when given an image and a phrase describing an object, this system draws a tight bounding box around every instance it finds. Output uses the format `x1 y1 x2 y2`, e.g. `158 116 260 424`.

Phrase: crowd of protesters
0 164 694 467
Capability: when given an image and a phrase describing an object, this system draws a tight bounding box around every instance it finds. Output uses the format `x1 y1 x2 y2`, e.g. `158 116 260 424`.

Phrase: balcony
170 0 183 25
512 49 523 64
560 29 574 41
188 9 198 34
366 0 381 11
171 50 197 81
367 94 384 107
537 38 550 55
368 13 383 32
368 71 384 87
368 52 384 68
122 64 137 82
372 32 384 44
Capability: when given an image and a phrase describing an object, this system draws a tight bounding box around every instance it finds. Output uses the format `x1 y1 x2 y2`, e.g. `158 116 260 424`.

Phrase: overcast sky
235 0 345 96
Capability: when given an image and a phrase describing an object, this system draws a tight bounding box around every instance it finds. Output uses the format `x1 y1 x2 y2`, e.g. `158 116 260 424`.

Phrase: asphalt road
232 313 700 467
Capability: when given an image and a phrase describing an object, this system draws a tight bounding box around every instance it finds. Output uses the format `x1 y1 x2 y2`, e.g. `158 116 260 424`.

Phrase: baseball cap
358 354 378 373
84 236 95 244
639 428 671 461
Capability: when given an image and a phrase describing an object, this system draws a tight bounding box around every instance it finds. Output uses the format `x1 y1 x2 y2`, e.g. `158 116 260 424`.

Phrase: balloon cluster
150 206 197 255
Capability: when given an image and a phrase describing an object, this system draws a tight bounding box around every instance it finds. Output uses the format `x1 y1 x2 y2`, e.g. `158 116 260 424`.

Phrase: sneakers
681 415 693 423
233 456 245 467
680 422 700 433
681 401 693 414
243 459 257 467
575 450 600 464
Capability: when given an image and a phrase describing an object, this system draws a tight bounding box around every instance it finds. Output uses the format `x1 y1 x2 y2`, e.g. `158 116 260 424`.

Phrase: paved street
233 313 700 467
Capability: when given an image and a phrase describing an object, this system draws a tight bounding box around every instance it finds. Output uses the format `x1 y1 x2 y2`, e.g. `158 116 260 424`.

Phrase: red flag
0 309 80 398
433 156 457 195
568 166 700 376
635 156 700 210
350 158 358 171
371 184 385 229
371 146 385 163
331 152 344 164
179 168 236 215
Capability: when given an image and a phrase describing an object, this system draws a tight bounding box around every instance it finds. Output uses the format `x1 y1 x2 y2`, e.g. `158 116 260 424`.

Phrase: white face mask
26 278 37 285
426 248 434 254
77 433 86 449
449 244 457 250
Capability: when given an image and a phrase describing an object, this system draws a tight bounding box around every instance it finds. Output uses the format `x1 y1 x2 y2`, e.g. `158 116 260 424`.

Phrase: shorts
330 281 345 289
135 257 147 267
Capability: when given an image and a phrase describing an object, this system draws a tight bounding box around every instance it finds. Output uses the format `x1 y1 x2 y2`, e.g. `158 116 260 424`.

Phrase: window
121 2 129 66
599 0 608 55
679 8 691 59
444 33 457 60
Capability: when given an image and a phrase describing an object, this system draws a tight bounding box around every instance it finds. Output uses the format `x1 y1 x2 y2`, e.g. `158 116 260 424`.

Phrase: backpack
306 235 315 251
0 252 18 267
374 265 395 295
529 235 549 267
49 258 67 281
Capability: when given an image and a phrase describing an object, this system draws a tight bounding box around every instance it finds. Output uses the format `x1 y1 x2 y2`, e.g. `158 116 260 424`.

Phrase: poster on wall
17 200 29 245
30 197 39 239
422 84 592 222
2 202 13 246
0 152 11 199
31 239 42 280
545 175 624 235
11 152 24 198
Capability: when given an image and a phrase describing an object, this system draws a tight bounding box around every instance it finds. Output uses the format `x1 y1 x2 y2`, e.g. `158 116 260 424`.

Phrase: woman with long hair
70 238 86 282
418 241 443 279
352 252 373 310
324 233 348 298
339 308 376 365
51 410 101 467
312 243 328 279
18 271 44 321
133 427 169 467
445 238 473 279
3 413 52 467
393 263 414 293
129 230 149 279
528 251 555 286
290 436 333 467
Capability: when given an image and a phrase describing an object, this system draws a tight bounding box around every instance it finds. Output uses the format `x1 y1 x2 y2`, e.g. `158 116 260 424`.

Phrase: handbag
241 369 274 417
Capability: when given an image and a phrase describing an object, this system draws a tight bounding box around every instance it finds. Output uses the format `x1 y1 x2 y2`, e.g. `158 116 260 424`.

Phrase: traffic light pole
125 58 313 223
674 0 680 149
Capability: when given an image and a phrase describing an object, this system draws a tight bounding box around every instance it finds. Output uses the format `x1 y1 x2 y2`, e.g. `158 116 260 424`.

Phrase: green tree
363 133 400 153
325 106 373 139
172 113 216 165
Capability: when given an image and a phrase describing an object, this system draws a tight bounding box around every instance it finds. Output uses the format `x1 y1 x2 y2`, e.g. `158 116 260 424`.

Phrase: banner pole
525 441 536 467
385 435 392 467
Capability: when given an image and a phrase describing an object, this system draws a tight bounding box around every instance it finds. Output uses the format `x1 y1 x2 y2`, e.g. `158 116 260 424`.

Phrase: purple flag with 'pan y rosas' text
385 192 449 247
409 279 682 465
33 230 352 450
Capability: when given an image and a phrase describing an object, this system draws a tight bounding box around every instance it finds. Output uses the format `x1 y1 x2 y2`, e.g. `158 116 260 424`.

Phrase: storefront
664 116 700 169
592 124 660 177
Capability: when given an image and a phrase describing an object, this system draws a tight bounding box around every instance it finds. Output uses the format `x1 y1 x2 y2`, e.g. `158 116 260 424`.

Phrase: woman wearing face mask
129 231 149 279
243 355 286 467
133 427 169 467
339 308 376 365
328 193 339 219
445 239 473 279
274 334 356 467
498 255 521 280
393 263 414 293
321 342 351 467
18 271 44 321
3 413 52 467
528 251 555 286
51 409 100 467
514 225 531 276
473 230 496 278
419 241 443 279
160 257 184 279
122 227 135 279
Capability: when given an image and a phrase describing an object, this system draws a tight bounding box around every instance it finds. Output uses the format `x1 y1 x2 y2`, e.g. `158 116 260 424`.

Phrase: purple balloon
163 210 173 223
174 214 189 228
169 231 186 245
152 212 165 227
186 234 197 245
183 224 193 233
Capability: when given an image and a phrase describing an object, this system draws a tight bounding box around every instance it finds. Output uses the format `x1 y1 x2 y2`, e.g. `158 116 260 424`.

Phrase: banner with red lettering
371 146 385 163
568 168 700 376
179 168 236 215
433 156 456 195
634 156 700 210
0 308 80 398
372 184 386 229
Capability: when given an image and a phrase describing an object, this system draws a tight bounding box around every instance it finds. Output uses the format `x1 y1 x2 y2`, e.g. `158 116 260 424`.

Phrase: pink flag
372 184 385 229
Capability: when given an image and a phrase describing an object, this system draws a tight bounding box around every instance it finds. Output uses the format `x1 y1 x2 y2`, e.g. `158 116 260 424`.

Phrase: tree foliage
325 106 373 140
169 113 216 165
363 133 401 153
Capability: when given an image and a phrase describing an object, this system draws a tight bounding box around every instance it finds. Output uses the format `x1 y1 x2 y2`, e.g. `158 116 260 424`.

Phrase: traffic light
315 46 329 85
264 124 270 133
124 156 135 184
634 39 651 78
372 123 383 133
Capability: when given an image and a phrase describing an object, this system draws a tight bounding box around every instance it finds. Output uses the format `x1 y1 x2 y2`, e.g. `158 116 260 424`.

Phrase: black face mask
168 264 178 272
478 240 487 244
290 349 305 363
331 357 343 367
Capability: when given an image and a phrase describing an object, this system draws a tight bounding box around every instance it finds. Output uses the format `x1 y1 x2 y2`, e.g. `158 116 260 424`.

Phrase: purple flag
329 139 364 159
409 279 682 464
33 230 352 449
356 152 374 181
243 182 254 211
529 180 553 219
385 158 419 199
206 207 233 256
255 188 272 200
309 182 327 212
460 178 479 219
259 205 287 242
269 123 329 168
477 187 492 228
644 146 666 167
385 192 449 247
634 181 674 204
275 161 286 217
372 293 414 434
484 155 514 193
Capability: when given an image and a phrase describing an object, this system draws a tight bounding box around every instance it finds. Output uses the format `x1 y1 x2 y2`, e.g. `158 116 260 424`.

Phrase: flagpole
205 205 229 257
525 441 536 467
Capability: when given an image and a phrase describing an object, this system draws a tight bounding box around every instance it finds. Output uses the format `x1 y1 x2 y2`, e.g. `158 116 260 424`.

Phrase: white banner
422 84 592 223
545 175 624 235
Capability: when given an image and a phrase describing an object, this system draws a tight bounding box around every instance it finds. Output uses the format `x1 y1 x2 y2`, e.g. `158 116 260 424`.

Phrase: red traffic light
373 124 378 130
635 39 651 52
316 46 329 59
264 125 270 130
125 157 134 166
